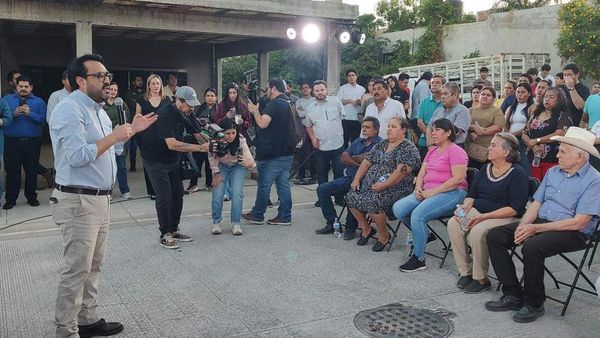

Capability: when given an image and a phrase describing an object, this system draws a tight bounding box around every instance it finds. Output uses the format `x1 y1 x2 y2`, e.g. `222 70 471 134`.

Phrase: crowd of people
2 55 600 337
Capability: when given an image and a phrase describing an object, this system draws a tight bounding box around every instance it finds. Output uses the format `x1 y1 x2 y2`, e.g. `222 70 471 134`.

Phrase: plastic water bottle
455 204 469 231
405 232 413 257
532 154 541 167
333 218 342 238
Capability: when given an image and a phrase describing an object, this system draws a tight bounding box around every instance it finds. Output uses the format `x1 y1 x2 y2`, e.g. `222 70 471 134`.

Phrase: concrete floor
0 158 599 337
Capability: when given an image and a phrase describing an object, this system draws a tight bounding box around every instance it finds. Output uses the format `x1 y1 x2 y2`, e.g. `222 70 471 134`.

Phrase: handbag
466 142 489 163
180 152 200 180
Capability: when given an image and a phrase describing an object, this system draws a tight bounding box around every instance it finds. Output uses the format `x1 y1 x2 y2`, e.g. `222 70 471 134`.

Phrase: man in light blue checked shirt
49 54 157 338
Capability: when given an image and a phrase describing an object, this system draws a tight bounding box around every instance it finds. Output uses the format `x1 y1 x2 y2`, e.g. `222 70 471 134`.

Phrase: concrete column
216 58 223 100
75 21 93 56
258 51 269 91
325 27 341 94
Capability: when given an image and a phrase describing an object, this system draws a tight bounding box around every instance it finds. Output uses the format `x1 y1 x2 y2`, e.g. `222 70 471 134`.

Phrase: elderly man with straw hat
484 126 600 323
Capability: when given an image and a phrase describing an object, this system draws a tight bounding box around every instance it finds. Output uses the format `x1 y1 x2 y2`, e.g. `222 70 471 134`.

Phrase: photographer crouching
209 118 255 235
139 86 209 249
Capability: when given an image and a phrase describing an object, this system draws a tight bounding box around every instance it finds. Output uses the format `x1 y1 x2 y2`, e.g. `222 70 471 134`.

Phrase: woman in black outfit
136 74 172 199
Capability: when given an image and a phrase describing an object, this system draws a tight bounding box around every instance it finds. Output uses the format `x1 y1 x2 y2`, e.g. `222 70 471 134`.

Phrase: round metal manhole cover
354 303 455 338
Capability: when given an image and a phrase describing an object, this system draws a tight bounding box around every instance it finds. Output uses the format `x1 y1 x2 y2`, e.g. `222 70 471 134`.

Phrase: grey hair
574 147 590 161
494 132 520 163
444 82 461 97
389 116 409 129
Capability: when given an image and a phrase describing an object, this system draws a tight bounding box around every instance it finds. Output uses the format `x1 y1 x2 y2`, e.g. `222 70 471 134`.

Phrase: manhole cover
354 303 455 338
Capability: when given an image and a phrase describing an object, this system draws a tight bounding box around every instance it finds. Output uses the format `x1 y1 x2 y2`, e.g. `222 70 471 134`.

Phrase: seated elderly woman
448 133 529 293
393 118 468 272
347 116 421 252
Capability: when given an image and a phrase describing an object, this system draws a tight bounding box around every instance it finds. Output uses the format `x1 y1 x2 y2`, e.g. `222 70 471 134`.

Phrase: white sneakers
232 224 243 236
122 192 132 200
212 223 222 235
212 223 243 236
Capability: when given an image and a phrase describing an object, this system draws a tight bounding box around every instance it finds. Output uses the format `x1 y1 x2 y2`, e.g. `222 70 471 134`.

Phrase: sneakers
185 185 199 194
212 223 222 235
2 201 15 210
150 195 156 200
204 185 212 192
457 275 473 289
242 212 264 225
121 192 133 200
171 231 193 242
512 304 545 323
463 279 491 294
78 318 124 338
399 255 427 272
484 295 524 312
267 217 291 226
232 224 243 236
28 199 40 207
159 234 179 249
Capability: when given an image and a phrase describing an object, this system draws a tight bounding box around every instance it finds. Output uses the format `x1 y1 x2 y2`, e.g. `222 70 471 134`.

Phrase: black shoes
2 201 15 210
28 199 40 207
457 275 473 289
484 295 524 312
464 279 491 294
129 166 136 172
357 227 377 246
314 200 321 207
399 255 426 272
343 229 356 240
372 238 390 252
315 224 335 234
78 318 124 338
241 212 264 225
512 304 545 323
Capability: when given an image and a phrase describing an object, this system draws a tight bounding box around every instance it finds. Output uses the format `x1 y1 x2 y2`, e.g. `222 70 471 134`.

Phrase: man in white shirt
294 81 317 184
305 80 345 205
46 71 72 123
365 79 406 139
539 64 555 87
162 73 179 99
337 69 365 148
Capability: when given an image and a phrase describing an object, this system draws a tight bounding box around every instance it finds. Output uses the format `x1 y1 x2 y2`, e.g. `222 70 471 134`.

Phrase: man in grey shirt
50 54 157 338
427 83 471 145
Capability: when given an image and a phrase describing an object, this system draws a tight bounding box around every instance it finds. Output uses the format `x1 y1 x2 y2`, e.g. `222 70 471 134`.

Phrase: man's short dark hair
67 54 105 91
526 67 538 76
563 63 580 74
519 73 534 84
132 74 143 82
541 64 551 72
300 81 311 87
345 69 357 77
6 70 20 83
362 116 380 131
432 75 446 84
555 72 564 80
398 73 410 81
268 78 286 93
167 72 177 78
479 66 489 73
16 74 33 86
373 79 388 90
312 80 327 89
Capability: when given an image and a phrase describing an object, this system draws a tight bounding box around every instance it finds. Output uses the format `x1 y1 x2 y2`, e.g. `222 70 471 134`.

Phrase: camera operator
139 86 209 249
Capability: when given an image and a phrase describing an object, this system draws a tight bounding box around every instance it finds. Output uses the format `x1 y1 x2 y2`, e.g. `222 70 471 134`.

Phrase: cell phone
236 148 244 164
19 98 27 106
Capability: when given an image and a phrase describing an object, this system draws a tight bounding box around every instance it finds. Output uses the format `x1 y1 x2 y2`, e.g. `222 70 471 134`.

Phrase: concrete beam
75 21 93 56
0 1 294 39
214 38 296 59
325 27 341 94
258 52 269 91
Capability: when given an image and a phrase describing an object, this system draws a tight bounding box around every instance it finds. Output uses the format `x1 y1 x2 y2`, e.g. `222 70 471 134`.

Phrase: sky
342 0 499 15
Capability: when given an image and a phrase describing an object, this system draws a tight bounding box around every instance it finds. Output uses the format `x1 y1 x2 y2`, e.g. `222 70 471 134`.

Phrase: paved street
0 169 598 337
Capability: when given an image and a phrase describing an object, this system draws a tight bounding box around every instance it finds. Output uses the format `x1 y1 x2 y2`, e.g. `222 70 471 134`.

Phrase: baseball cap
175 86 201 106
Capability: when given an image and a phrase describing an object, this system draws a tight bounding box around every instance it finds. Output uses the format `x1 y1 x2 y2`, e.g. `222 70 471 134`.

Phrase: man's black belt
54 184 112 196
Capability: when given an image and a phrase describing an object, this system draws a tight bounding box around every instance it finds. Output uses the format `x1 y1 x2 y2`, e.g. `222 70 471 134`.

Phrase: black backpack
276 98 306 151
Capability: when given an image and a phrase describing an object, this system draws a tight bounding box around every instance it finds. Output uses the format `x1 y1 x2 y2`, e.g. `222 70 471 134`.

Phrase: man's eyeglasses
84 72 113 82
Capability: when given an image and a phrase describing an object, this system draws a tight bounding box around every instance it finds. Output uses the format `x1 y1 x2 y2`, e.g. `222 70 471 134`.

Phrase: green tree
222 54 257 89
556 0 600 79
376 0 420 32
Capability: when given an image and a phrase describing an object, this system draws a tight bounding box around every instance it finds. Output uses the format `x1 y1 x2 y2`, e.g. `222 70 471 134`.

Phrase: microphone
114 97 126 125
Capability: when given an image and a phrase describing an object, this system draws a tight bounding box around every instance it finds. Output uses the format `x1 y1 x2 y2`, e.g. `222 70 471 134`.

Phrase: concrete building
0 0 358 100
381 5 563 73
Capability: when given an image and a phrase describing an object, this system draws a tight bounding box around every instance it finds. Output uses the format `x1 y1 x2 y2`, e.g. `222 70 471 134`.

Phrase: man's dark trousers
314 146 344 186
143 159 184 236
316 175 357 231
487 221 588 307
4 137 39 203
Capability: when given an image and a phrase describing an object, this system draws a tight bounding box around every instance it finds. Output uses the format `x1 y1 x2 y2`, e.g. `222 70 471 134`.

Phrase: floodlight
337 31 351 44
351 31 366 45
359 33 366 45
286 27 297 40
302 24 321 43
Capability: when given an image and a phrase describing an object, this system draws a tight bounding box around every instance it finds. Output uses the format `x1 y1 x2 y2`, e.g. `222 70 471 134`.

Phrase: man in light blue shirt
50 54 156 338
486 127 600 323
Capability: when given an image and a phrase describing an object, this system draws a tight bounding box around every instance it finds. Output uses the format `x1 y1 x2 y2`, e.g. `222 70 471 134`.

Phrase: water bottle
405 232 413 257
378 174 390 183
532 154 541 167
455 204 469 231
333 218 342 238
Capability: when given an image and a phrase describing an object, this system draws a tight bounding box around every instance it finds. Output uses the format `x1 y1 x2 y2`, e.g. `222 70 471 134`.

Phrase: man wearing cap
485 127 600 323
139 86 209 249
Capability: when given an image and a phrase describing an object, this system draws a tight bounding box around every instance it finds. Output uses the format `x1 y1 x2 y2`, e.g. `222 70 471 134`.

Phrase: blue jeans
315 146 344 185
316 175 357 231
392 189 467 260
250 155 293 221
115 155 130 194
212 164 246 224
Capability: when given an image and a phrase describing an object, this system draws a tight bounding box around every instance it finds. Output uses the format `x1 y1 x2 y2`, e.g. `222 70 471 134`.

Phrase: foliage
222 54 257 89
556 0 600 79
376 0 419 32
492 0 550 12
463 49 481 59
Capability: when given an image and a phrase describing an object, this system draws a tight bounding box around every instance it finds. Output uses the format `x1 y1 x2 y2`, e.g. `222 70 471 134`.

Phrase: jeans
212 163 246 224
250 155 293 221
487 220 587 307
342 119 361 148
143 159 184 236
392 189 467 260
4 137 40 202
316 175 358 231
115 155 130 194
189 152 212 188
315 146 344 186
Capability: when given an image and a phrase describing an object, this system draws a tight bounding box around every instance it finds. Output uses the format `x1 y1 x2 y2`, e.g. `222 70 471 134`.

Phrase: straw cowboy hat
551 127 600 158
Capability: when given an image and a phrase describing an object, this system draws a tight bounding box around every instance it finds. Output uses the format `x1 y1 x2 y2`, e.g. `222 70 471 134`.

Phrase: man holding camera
139 86 209 249
242 79 294 225
1 75 46 209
